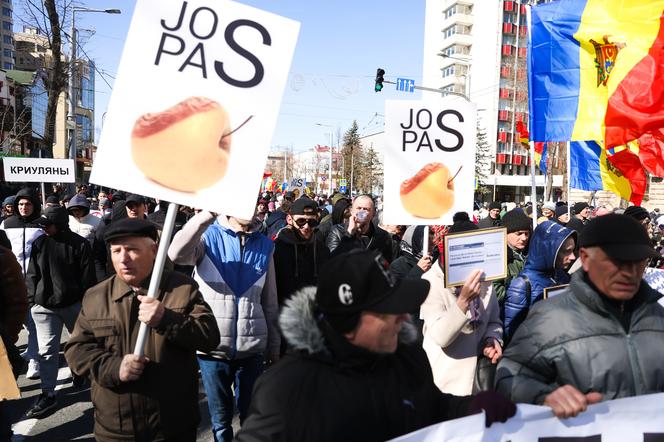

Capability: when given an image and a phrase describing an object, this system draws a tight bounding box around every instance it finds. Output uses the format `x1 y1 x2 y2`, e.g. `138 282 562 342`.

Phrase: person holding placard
420 221 503 396
496 214 664 418
492 209 532 306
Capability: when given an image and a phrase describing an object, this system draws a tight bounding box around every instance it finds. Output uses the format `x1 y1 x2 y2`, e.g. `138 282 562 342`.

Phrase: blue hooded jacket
503 221 577 341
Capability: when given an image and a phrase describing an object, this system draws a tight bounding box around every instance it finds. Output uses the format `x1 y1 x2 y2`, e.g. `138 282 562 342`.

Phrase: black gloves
468 390 517 427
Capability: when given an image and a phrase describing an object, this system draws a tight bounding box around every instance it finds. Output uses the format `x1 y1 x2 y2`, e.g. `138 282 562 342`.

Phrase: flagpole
567 141 572 218
529 141 538 232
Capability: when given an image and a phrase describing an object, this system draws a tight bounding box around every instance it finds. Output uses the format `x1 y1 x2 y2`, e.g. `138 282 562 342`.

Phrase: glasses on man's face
294 218 319 228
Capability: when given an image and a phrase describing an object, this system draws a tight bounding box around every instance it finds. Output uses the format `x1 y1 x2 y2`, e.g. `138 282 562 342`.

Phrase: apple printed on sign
131 96 252 193
400 163 462 219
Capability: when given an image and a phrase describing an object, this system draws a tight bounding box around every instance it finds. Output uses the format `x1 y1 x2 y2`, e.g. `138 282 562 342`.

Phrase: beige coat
420 263 502 395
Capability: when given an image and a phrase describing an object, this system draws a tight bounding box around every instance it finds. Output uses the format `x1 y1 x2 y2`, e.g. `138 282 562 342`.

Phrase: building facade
0 0 13 70
422 0 562 203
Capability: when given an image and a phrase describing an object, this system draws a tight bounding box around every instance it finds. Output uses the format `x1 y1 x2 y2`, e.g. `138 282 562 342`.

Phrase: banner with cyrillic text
2 157 76 183
392 393 664 442
91 0 300 219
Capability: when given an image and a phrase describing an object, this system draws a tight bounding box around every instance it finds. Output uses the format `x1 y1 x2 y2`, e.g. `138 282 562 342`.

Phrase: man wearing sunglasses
274 198 330 309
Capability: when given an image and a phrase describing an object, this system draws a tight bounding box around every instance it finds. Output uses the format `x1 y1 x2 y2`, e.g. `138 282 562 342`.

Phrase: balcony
500 65 512 78
501 44 514 56
516 90 527 101
496 153 512 164
516 68 527 81
503 22 515 34
498 110 512 121
520 4 527 14
497 132 512 143
519 25 527 37
504 1 514 12
518 47 527 57
499 87 513 99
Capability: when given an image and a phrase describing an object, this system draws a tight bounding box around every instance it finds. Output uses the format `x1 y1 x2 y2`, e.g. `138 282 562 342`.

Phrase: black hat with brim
367 278 430 315
104 218 158 243
579 214 660 261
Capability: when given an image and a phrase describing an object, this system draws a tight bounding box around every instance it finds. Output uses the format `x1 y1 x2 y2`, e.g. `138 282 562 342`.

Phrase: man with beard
274 198 329 307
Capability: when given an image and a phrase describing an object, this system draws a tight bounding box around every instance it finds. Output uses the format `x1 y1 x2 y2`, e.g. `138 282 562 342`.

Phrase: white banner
91 0 300 219
382 99 476 225
3 157 76 183
392 393 664 442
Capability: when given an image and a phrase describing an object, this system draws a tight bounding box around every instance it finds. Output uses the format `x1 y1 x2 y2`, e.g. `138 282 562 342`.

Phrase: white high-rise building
423 0 562 203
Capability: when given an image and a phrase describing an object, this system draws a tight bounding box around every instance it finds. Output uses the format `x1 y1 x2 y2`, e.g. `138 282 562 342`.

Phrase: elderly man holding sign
65 218 219 441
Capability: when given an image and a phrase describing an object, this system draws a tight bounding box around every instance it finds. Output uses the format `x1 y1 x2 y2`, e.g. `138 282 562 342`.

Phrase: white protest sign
392 393 664 442
288 177 306 198
3 157 75 183
90 0 300 219
382 99 476 225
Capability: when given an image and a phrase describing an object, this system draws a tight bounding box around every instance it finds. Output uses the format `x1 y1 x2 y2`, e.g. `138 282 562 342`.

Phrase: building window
441 44 470 57
443 24 471 39
1 21 9 31
444 3 473 18
3 48 11 58
442 66 456 77
2 35 10 44
1 7 10 17
3 62 12 70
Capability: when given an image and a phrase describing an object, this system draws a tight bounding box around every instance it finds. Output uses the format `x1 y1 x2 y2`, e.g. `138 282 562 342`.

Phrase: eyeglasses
294 218 319 228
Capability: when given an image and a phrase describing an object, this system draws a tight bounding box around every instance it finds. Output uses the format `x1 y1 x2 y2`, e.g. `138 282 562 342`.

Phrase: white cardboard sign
90 0 300 219
382 99 476 225
392 393 664 442
3 157 76 183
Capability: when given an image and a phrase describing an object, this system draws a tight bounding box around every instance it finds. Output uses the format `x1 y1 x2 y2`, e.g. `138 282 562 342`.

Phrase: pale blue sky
31 0 427 153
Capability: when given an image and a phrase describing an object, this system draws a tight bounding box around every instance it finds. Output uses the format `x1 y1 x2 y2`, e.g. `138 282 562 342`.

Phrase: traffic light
374 68 385 92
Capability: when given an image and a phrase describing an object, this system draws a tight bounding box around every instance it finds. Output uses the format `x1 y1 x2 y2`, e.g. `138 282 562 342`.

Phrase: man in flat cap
236 250 516 441
65 218 220 442
496 214 664 418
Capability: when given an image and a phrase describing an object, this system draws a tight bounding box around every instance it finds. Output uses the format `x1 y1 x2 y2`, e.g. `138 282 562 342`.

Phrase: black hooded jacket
236 288 472 442
0 188 44 277
273 227 329 305
317 198 350 243
26 210 96 308
389 226 430 282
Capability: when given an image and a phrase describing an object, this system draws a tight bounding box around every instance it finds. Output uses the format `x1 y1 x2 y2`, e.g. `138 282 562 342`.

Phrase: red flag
516 121 530 146
607 149 648 205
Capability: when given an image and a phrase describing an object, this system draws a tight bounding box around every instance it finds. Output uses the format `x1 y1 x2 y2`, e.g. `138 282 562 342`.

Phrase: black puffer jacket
496 270 664 404
236 288 472 442
326 221 394 262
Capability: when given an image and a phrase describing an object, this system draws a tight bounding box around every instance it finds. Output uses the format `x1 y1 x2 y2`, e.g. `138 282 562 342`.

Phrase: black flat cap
579 214 660 261
104 218 158 243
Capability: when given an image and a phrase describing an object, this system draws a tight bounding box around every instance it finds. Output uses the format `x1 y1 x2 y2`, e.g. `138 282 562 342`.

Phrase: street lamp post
316 123 334 195
68 7 121 180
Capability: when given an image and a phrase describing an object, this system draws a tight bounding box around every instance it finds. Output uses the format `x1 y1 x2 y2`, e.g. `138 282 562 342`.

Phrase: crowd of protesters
1 183 664 441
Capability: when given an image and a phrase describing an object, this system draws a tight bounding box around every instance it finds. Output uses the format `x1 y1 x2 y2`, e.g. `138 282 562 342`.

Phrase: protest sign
392 393 664 442
3 157 75 183
382 99 476 225
288 177 306 198
90 0 300 219
443 227 507 287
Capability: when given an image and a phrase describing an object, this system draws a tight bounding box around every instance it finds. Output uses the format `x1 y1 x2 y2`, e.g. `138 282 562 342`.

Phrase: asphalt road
7 328 239 441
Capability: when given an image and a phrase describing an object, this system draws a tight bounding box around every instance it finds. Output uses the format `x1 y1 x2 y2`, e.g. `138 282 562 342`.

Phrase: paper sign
90 0 300 219
288 177 306 198
444 227 507 287
382 99 476 225
392 393 664 442
3 157 75 183
0 339 19 400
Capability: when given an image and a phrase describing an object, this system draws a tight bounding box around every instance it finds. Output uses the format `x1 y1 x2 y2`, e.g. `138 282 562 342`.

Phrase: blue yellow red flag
569 141 639 202
528 0 664 147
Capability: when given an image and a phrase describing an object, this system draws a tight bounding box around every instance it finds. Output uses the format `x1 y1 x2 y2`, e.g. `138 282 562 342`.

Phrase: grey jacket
495 271 664 404
168 211 280 359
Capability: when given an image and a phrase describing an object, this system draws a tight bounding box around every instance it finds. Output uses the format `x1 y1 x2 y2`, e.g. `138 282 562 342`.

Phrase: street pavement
8 328 238 441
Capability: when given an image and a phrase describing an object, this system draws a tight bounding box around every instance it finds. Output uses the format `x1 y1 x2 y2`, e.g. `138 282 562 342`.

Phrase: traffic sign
339 185 347 193
396 78 415 93
339 179 347 187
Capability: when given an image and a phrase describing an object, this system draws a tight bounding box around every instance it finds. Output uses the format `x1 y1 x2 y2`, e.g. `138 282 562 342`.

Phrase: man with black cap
236 250 516 441
496 214 664 418
273 197 329 307
25 206 96 418
566 201 590 235
65 218 219 441
478 201 503 229
124 193 147 219
493 208 532 305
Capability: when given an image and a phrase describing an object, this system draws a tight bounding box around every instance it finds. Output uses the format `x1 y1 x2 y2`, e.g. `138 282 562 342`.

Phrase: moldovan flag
528 0 664 147
570 141 646 204
516 121 547 173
